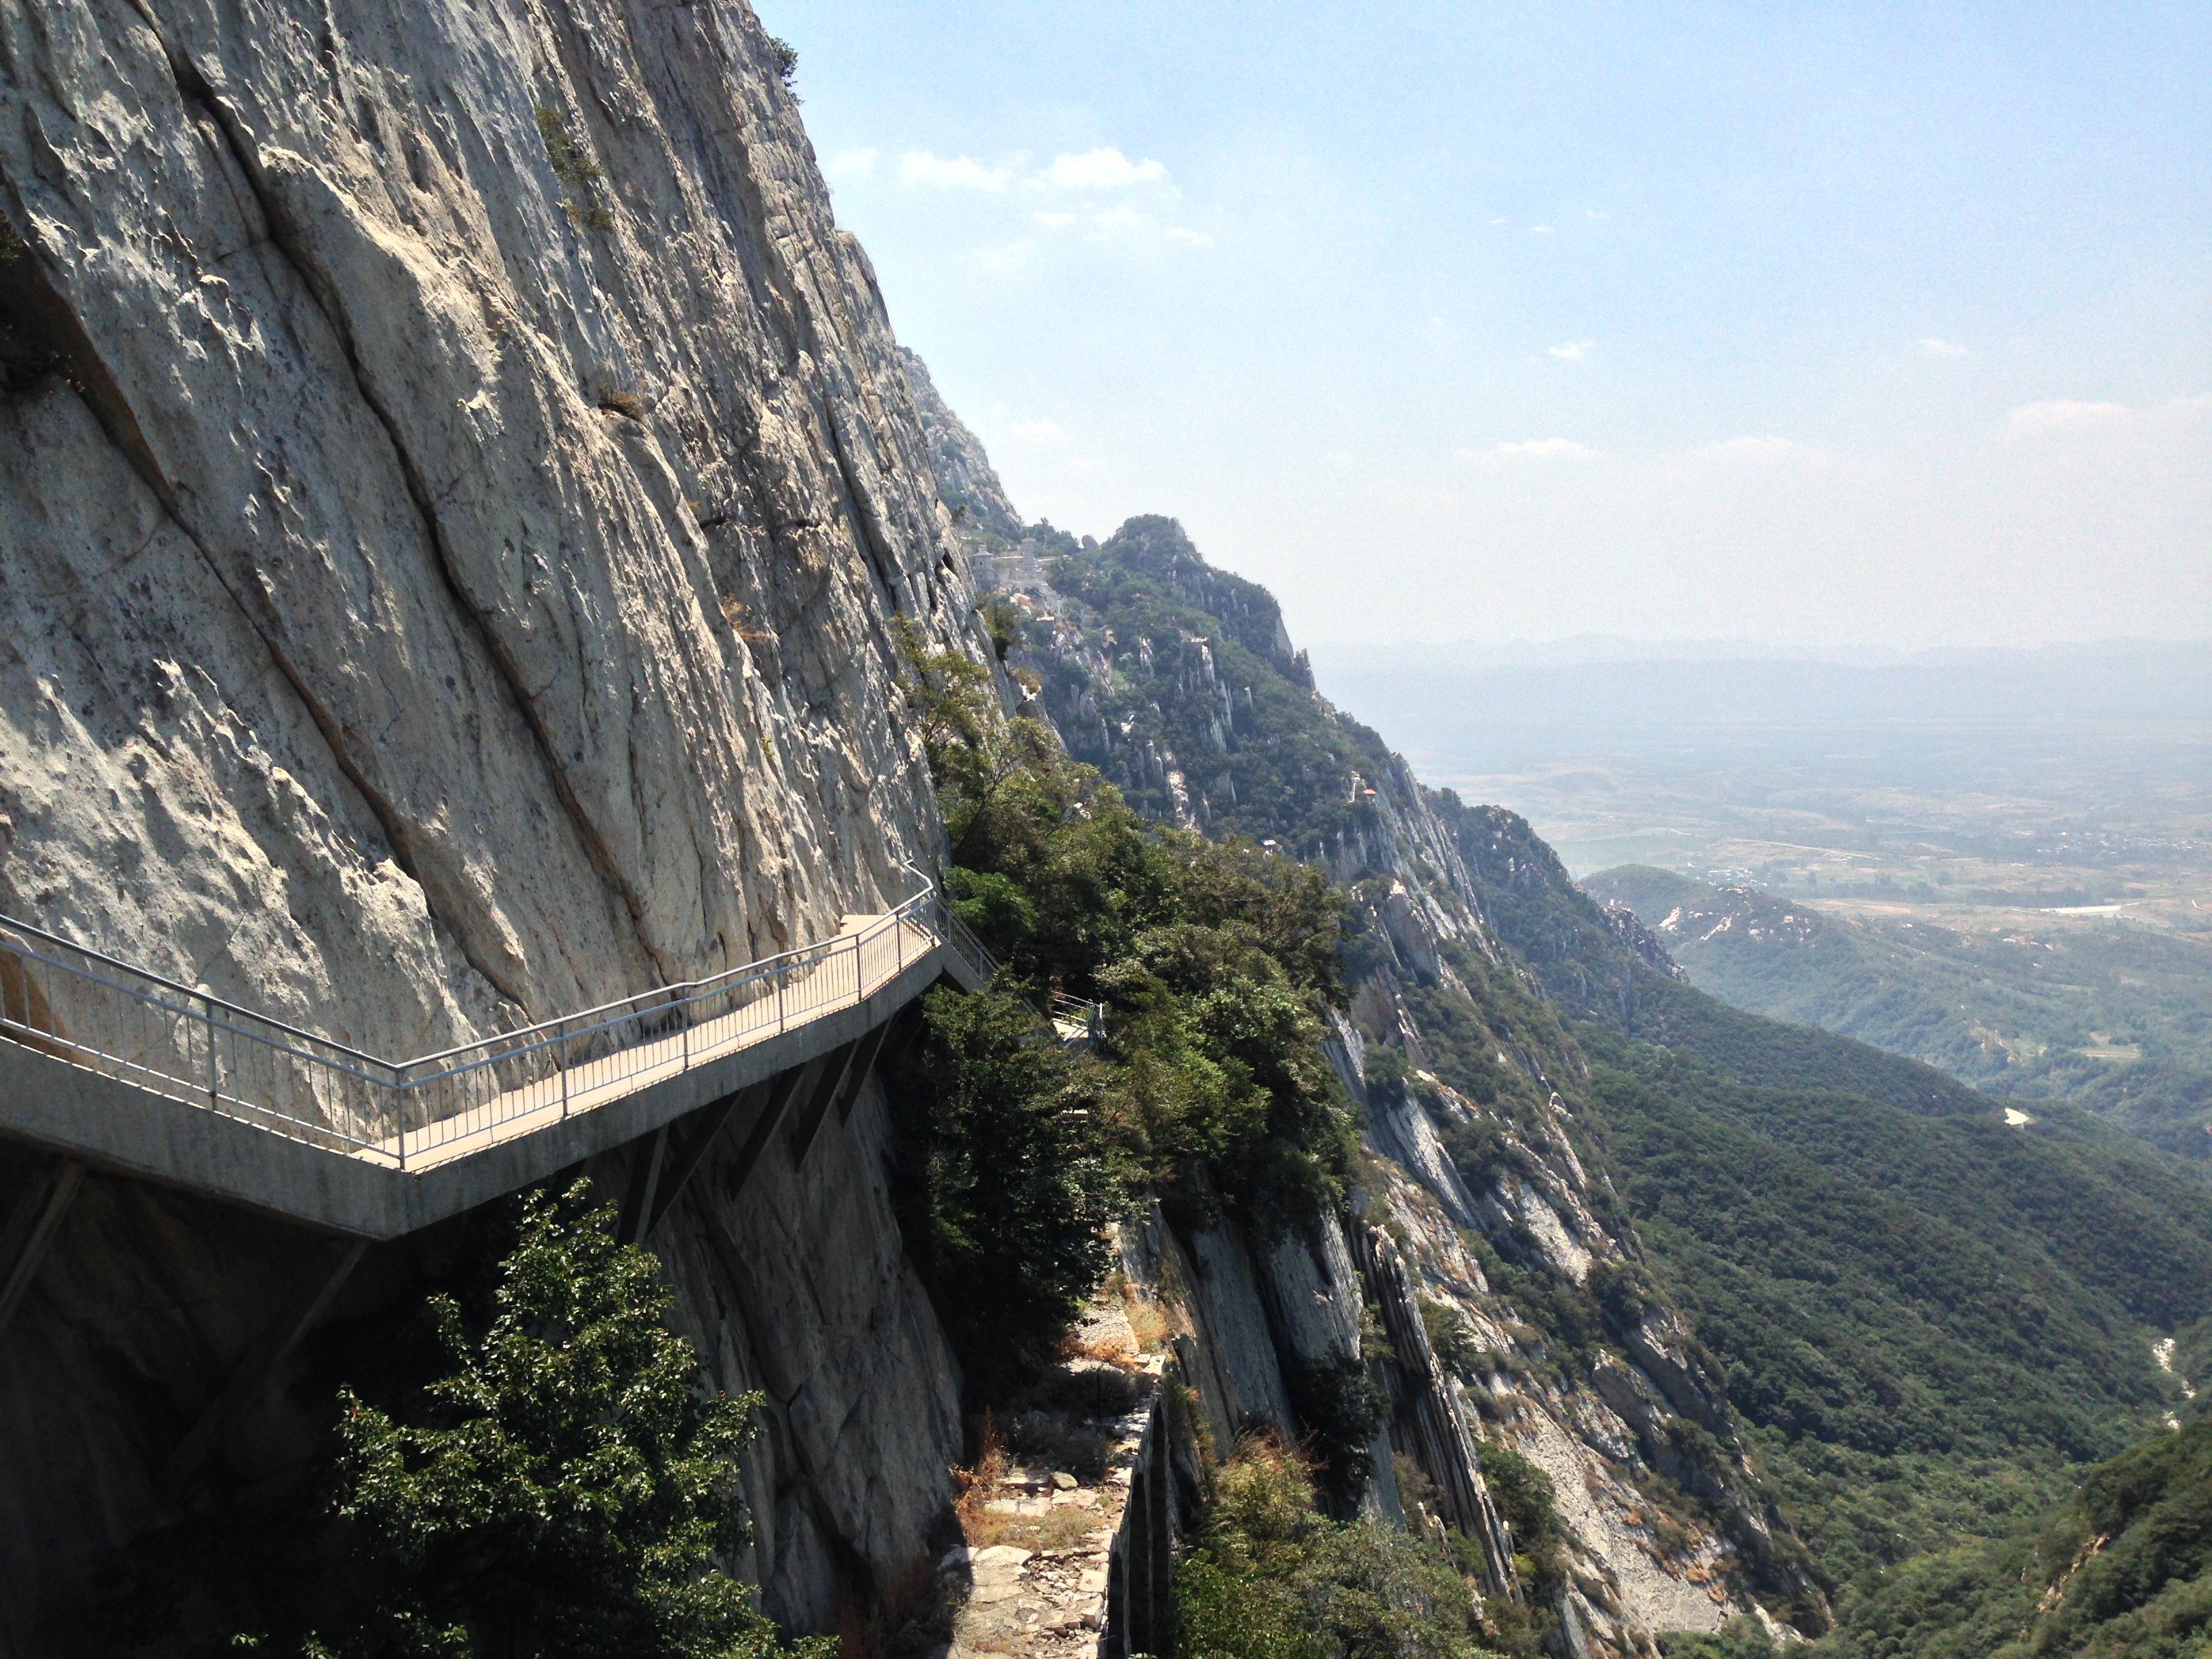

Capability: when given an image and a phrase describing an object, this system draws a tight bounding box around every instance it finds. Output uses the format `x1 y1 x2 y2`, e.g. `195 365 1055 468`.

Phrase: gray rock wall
0 1076 963 1652
0 0 987 1645
0 0 985 1052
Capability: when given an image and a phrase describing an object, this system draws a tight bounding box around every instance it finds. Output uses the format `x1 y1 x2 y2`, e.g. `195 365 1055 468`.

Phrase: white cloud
1917 337 1967 357
1488 216 1507 226
896 151 1010 190
1044 147 1168 190
1466 438 1603 462
2005 393 2212 439
825 146 879 181
1585 209 1608 220
1548 340 1596 361
1692 436 1834 466
1166 226 1215 247
1530 224 1556 234
1008 419 1073 447
2007 398 2133 436
1033 211 1078 229
1087 203 1152 234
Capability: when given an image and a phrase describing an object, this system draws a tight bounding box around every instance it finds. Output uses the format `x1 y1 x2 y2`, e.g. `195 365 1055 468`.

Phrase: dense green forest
1588 865 2212 1159
1579 1029 2212 1582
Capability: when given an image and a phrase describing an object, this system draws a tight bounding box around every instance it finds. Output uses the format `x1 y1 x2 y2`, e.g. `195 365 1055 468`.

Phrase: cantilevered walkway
0 879 992 1242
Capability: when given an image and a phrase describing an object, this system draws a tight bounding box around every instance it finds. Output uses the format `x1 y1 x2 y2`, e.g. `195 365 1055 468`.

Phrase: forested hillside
1586 865 2212 1160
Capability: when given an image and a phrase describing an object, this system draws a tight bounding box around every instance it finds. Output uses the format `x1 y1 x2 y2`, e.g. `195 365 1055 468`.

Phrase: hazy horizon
778 1 2209 653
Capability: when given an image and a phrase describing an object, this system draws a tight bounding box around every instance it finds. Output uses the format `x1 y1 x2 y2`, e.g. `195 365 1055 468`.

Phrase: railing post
777 967 786 1035
396 1068 407 1171
560 1017 571 1120
680 994 691 1072
199 989 219 1109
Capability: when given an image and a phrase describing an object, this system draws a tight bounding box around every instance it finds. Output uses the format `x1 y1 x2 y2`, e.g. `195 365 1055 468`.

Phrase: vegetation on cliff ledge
891 624 1355 1391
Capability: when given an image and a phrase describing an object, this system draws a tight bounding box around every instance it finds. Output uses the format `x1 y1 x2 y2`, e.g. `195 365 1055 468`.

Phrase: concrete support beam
722 1061 817 1202
783 1040 860 1170
616 1124 670 1246
163 1238 367 1504
0 1159 84 1337
836 1023 893 1128
642 1080 768 1241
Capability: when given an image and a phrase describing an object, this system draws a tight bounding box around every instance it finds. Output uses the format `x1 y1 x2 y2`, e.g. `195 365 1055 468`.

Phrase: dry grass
952 1412 1010 1539
1063 1327 1139 1369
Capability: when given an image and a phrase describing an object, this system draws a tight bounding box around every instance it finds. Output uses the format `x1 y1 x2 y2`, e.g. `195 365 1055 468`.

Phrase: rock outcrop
0 0 986 1052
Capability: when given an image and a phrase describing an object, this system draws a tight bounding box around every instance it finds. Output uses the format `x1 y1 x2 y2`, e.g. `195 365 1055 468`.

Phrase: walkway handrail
0 871 958 1170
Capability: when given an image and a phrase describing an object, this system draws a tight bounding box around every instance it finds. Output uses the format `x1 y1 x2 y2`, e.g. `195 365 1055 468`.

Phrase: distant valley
1317 640 2212 1158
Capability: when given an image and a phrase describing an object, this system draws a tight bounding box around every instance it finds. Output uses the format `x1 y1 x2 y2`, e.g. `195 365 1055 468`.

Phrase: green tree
1175 1441 1490 1659
298 1183 821 1659
908 985 1118 1390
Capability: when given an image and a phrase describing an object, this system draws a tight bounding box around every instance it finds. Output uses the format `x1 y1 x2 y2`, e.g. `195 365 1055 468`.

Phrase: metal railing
0 874 967 1170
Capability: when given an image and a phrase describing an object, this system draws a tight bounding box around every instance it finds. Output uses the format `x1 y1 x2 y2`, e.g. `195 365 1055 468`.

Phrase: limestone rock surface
0 0 987 1052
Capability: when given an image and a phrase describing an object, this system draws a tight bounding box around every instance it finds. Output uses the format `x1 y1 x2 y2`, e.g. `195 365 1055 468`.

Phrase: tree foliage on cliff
288 1183 819 1659
892 625 1354 1379
1175 1440 1491 1659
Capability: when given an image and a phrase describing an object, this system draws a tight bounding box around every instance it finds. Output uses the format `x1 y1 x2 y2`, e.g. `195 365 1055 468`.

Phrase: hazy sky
773 2 2210 649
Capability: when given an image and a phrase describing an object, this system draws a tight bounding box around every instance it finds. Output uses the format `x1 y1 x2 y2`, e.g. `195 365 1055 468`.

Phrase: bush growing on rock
1174 1439 1490 1659
893 629 1359 1383
244 1183 821 1659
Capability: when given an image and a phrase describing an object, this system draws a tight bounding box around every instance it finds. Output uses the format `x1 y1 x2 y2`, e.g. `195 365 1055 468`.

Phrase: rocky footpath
941 1279 1168 1658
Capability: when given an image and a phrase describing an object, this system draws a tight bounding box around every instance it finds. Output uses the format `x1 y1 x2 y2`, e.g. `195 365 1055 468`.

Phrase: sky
770 1 2211 650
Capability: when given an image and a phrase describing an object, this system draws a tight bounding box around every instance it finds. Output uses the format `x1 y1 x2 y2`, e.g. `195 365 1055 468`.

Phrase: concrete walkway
0 904 984 1238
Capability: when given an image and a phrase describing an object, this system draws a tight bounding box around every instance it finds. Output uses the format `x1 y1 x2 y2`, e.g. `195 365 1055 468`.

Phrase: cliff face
0 2 994 1645
0 0 985 1056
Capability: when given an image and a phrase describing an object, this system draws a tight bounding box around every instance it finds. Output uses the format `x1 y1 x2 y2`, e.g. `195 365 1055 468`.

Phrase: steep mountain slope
1585 866 2212 1160
944 495 2212 1641
962 513 1830 1647
1809 1414 2212 1659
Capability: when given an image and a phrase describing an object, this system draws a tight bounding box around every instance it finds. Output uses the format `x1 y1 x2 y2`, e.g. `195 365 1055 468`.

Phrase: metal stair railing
0 874 950 1170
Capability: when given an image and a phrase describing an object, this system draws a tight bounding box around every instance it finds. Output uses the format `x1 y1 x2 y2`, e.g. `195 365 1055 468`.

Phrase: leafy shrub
1279 1351 1386 1512
1475 1437 1566 1612
900 986 1118 1394
251 1182 823 1659
897 625 1355 1252
1175 1440 1486 1659
534 106 613 230
1418 1296 1487 1378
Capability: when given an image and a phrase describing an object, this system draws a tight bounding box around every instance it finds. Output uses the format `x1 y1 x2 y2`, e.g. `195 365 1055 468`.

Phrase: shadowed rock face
0 0 990 1057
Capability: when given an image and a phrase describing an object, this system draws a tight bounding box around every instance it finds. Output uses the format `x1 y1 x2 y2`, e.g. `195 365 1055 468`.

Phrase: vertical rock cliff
0 0 985 1053
0 2 994 1647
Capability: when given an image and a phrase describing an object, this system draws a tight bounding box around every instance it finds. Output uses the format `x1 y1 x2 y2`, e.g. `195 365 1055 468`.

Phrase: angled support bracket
615 1122 670 1246
835 1021 893 1128
163 1236 367 1504
785 1034 864 1170
0 1158 85 1339
723 1060 818 1202
642 1079 769 1241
